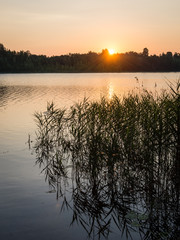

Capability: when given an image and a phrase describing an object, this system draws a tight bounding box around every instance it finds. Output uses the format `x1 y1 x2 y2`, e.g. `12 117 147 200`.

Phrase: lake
0 72 180 240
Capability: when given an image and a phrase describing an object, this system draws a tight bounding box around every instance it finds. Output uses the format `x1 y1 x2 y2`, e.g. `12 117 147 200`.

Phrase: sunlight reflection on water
0 72 179 240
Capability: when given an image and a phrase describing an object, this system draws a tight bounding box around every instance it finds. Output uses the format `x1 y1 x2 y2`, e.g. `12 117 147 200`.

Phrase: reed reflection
34 83 180 239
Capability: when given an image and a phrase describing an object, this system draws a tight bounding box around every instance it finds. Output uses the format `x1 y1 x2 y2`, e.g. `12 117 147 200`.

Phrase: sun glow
108 49 115 55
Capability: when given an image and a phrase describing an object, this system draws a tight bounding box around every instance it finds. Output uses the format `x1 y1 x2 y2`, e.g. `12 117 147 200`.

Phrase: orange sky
0 0 180 56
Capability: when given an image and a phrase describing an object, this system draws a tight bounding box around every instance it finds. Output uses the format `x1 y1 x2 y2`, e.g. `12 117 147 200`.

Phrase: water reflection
0 72 173 110
33 90 180 239
0 85 43 107
0 85 106 110
34 148 180 239
0 73 180 240
108 82 114 99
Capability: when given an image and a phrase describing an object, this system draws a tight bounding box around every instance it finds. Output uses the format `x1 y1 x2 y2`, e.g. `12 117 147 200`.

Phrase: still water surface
0 73 179 240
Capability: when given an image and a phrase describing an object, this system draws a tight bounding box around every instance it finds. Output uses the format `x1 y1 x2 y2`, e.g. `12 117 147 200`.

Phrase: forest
0 43 180 73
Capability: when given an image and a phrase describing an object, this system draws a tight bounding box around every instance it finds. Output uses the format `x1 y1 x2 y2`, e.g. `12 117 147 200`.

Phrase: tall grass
34 81 180 239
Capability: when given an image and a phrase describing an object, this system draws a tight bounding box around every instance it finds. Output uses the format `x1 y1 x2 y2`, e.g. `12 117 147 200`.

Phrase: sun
108 49 115 55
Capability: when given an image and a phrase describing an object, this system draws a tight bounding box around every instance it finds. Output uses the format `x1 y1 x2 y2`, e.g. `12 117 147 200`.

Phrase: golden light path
108 82 114 99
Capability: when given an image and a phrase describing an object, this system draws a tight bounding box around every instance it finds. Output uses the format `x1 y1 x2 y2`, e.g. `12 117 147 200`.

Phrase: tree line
0 44 180 73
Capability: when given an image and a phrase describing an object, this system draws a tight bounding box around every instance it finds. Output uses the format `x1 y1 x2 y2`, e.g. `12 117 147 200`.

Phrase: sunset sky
0 0 180 56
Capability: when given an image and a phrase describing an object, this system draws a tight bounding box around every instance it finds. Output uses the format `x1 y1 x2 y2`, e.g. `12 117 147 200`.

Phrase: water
0 72 179 240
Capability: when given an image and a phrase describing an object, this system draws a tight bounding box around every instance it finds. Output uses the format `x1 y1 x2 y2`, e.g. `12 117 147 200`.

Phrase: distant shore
1 44 180 73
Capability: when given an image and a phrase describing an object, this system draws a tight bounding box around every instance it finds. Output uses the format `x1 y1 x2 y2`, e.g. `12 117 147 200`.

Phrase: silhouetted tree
142 47 149 57
0 43 5 52
0 43 180 73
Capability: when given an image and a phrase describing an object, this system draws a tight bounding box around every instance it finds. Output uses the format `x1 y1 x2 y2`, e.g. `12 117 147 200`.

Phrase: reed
34 81 180 239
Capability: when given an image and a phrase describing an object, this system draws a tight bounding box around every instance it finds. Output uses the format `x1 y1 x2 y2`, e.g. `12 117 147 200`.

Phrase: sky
0 0 180 56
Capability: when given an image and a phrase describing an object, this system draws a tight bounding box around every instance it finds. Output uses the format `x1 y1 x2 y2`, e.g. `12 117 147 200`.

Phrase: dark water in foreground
0 73 180 240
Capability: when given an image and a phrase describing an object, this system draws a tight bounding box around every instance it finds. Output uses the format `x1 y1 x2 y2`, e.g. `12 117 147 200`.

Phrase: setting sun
108 49 115 55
